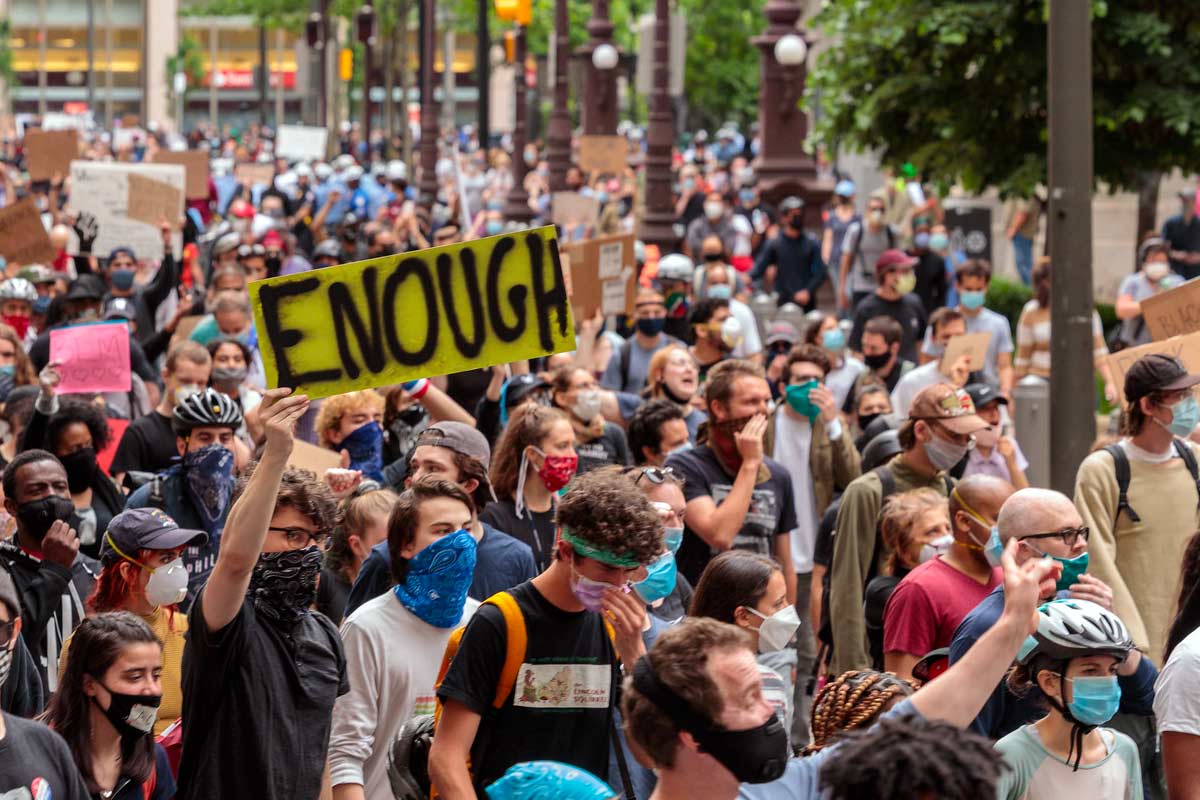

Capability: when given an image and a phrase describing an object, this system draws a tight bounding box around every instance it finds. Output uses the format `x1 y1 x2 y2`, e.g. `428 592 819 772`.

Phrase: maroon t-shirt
883 557 1001 658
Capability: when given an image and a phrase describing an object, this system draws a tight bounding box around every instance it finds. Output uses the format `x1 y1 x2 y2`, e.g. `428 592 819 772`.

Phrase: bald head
951 475 1014 523
996 488 1081 544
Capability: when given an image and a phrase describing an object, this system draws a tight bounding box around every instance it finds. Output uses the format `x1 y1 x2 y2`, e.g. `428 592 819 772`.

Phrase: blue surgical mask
596 192 610 204
1161 395 1200 439
929 233 949 251
633 551 678 603
707 284 733 300
667 441 693 458
961 290 987 310
392 529 478 628
110 269 136 291
0 365 13 377
663 526 684 554
1067 675 1121 726
485 220 504 236
739 189 755 205
821 328 846 352
341 422 384 482
913 232 931 249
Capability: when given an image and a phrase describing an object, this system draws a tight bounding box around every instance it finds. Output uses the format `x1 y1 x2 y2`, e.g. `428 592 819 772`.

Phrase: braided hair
818 715 1005 799
805 670 915 754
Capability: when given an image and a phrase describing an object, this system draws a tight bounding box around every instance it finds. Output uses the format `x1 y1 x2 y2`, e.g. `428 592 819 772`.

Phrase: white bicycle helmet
1018 599 1133 665
657 253 695 282
0 277 37 304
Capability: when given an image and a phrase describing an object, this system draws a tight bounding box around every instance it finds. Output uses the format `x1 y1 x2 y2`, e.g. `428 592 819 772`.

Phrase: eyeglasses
0 618 14 649
629 466 681 486
1019 526 1090 549
268 526 327 549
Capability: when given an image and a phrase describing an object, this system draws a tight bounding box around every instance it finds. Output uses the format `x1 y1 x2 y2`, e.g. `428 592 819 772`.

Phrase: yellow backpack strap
488 591 527 710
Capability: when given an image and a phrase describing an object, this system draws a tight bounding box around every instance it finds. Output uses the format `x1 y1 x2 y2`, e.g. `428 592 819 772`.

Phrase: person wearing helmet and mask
58 508 206 736
125 388 244 608
1115 237 1180 350
996 600 1143 797
0 276 38 345
657 253 696 342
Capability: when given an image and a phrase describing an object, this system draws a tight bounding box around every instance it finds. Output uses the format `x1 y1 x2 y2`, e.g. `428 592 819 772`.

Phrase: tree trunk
1135 170 1162 268
399 0 414 172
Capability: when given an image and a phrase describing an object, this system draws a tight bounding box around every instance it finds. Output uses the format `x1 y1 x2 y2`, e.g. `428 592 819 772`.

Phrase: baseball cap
100 508 207 565
1124 354 1200 403
415 421 491 470
908 383 988 435
875 249 918 277
835 179 856 197
779 196 804 213
504 373 549 410
765 321 799 347
965 382 1008 410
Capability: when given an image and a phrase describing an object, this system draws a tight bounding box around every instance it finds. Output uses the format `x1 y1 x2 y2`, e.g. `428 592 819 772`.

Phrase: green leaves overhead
807 0 1200 197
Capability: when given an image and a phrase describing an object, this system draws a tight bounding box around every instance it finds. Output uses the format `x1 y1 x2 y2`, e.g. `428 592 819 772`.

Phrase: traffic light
494 0 530 26
339 48 354 81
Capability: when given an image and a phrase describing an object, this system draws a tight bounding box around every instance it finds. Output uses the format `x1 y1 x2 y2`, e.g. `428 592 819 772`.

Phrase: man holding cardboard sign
921 259 1014 397
893 309 981 419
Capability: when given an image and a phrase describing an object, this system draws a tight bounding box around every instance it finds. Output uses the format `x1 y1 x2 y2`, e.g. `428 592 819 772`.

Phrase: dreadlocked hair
805 670 915 754
818 715 1006 800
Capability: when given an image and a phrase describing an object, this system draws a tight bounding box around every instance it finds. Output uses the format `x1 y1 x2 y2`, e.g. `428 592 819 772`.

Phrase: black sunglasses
627 466 681 486
1019 526 1089 548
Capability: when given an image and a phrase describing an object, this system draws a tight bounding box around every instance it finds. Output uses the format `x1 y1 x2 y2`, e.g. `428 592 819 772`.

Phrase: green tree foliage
167 32 207 97
807 0 1200 198
181 0 304 29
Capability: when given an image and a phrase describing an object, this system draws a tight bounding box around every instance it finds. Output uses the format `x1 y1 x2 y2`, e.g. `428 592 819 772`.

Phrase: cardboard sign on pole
551 192 600 228
151 150 210 200
565 233 637 318
1137 279 1200 341
24 129 79 182
249 227 574 399
1105 329 1200 405
578 135 627 175
941 332 992 374
0 197 55 264
276 125 329 161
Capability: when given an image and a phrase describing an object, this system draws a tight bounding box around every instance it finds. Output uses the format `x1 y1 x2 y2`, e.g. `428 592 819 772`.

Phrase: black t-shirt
480 500 558 573
0 712 89 800
109 411 178 477
317 565 351 625
177 591 349 800
911 250 948 312
1164 213 1200 277
574 422 632 476
437 580 619 791
1 633 43 717
848 293 929 364
664 444 798 586
446 368 494 420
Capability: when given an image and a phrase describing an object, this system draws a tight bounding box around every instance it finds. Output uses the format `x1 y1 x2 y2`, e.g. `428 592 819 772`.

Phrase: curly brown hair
233 464 343 538
806 669 915 754
622 618 753 769
555 467 663 567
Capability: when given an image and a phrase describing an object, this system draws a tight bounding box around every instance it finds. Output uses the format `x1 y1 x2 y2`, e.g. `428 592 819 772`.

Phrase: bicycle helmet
387 715 434 800
657 253 695 282
1018 598 1133 665
861 428 902 472
16 265 55 285
172 387 244 434
212 232 242 258
0 277 37 304
312 239 341 260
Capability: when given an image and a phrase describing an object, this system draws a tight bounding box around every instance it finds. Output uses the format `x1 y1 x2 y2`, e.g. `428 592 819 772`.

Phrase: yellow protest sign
249 226 574 399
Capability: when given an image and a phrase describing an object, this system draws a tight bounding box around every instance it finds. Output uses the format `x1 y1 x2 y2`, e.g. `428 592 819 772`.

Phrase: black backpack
1103 440 1200 524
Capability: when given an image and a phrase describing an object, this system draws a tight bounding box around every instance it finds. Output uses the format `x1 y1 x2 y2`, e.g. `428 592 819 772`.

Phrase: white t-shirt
729 298 763 359
1155 626 1200 737
773 410 842 574
890 360 947 420
328 591 479 797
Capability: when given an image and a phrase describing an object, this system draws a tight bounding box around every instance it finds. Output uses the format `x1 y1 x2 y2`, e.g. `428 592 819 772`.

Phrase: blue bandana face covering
183 443 234 535
341 421 384 482
393 529 478 628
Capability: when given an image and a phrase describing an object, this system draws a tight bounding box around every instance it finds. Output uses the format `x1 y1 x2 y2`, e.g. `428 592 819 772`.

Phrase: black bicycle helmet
172 387 244 434
862 429 903 472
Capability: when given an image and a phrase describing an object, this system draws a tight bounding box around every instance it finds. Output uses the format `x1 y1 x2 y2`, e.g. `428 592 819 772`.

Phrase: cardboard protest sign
565 233 637 318
98 418 130 476
941 331 992 374
1105 329 1200 404
579 135 627 175
235 163 275 186
50 322 132 394
289 440 343 475
1138 279 1200 341
551 192 600 227
151 150 210 200
24 129 79 181
276 125 329 161
69 161 185 260
0 197 55 264
126 173 183 229
249 226 574 399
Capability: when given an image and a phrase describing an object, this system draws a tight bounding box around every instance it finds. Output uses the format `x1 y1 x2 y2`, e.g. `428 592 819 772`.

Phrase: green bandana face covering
784 380 821 423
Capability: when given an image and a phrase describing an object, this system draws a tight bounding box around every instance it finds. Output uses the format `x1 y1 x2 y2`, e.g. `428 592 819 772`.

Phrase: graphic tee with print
994 725 1141 800
436 580 619 791
665 444 797 585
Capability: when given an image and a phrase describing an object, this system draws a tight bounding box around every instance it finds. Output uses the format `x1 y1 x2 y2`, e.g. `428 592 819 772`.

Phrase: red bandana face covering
2 314 29 340
710 415 752 469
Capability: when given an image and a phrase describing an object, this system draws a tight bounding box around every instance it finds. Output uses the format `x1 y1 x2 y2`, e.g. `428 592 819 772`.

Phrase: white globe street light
774 33 807 67
592 43 619 71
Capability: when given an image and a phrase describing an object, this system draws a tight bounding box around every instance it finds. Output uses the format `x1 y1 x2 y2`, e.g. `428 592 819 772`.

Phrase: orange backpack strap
434 591 528 710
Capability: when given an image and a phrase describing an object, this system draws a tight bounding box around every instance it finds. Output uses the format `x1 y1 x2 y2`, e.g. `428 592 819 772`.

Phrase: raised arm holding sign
49 322 133 394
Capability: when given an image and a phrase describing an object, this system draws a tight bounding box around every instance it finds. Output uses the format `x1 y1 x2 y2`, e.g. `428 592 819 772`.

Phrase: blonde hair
644 344 694 399
879 488 948 575
315 390 385 448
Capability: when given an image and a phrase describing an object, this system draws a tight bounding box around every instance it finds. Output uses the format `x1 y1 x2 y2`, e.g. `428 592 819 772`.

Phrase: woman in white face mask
689 550 802 747
549 366 633 476
60 508 207 736
1115 236 1180 349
